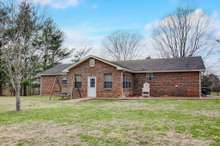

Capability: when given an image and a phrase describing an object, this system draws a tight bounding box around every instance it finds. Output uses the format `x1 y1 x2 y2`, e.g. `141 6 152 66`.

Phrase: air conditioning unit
142 82 150 97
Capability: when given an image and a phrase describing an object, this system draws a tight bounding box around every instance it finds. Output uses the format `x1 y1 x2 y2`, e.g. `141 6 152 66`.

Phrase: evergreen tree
34 18 72 70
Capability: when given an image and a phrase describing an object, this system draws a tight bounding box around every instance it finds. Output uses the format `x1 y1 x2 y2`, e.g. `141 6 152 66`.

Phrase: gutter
37 73 66 77
116 68 205 73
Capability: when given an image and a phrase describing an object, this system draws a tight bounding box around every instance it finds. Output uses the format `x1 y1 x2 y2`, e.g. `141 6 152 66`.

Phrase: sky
28 0 220 74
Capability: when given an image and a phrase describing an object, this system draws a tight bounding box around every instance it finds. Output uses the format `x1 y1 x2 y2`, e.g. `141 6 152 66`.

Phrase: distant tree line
202 74 220 95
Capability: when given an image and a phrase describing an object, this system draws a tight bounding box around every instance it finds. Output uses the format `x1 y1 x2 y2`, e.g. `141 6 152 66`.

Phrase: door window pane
90 78 95 88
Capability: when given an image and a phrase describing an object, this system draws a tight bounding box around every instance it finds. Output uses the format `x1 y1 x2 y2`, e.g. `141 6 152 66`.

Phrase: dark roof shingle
39 56 205 76
112 56 205 72
40 64 72 75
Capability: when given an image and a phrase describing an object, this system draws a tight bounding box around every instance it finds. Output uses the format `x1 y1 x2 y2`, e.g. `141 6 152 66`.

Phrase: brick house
39 55 205 98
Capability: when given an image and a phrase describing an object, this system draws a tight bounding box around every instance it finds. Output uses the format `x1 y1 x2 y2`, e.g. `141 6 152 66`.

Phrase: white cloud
144 20 159 33
30 0 80 8
60 26 104 63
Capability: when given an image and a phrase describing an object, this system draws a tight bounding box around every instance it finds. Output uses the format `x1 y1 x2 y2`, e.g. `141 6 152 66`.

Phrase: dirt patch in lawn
0 120 214 146
90 119 213 146
0 121 87 146
96 101 176 111
156 130 213 146
189 110 220 118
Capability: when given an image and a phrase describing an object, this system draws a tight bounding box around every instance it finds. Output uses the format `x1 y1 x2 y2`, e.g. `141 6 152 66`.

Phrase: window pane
75 74 81 88
104 74 112 82
62 77 68 85
62 80 68 85
104 74 112 89
75 75 81 82
147 73 154 80
90 78 95 88
104 81 112 89
75 82 81 88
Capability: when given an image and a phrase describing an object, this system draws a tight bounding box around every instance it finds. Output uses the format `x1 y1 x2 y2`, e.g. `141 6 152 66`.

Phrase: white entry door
87 76 96 97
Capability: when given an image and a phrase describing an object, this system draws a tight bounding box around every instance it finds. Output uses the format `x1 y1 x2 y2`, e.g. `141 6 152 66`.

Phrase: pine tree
34 18 72 70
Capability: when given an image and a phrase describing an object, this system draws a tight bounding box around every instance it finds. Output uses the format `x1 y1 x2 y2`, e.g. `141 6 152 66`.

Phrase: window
147 73 154 81
123 75 132 88
104 74 112 89
74 74 82 88
62 77 68 85
90 78 95 88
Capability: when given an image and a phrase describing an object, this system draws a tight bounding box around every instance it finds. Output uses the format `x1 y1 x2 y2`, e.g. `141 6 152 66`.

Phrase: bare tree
102 30 143 61
1 1 22 111
0 0 40 111
72 45 91 63
152 7 213 58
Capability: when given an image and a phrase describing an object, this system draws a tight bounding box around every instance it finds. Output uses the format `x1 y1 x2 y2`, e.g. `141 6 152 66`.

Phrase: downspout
40 76 42 96
121 71 125 98
199 72 202 98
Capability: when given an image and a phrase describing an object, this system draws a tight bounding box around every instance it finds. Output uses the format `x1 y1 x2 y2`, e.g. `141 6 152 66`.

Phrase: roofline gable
62 55 126 73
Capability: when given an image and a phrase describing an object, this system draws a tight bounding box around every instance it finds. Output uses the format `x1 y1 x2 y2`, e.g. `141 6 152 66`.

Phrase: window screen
75 74 82 88
104 74 112 89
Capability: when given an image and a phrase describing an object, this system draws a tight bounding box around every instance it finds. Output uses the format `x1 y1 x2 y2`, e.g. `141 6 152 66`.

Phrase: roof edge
39 73 66 76
128 69 205 73
62 55 127 72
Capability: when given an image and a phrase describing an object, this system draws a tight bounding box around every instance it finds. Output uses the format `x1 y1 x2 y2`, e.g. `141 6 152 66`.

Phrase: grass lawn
0 96 219 146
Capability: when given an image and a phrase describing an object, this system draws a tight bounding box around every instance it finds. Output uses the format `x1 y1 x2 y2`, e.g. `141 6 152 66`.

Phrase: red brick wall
40 75 62 96
65 59 123 98
40 62 201 97
134 72 200 97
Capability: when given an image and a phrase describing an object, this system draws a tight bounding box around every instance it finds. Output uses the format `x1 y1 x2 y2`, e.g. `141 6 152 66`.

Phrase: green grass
0 96 219 146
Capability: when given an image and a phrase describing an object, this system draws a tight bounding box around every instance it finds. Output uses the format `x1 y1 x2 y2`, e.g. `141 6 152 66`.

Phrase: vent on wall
89 59 95 67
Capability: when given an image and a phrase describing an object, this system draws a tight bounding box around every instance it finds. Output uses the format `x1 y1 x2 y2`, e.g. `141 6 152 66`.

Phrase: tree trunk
15 84 21 111
20 85 23 96
23 85 27 96
0 84 3 96
43 57 47 70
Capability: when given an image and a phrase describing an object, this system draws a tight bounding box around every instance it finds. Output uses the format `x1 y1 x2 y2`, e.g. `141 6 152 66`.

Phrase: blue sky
39 0 220 36
30 0 220 74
